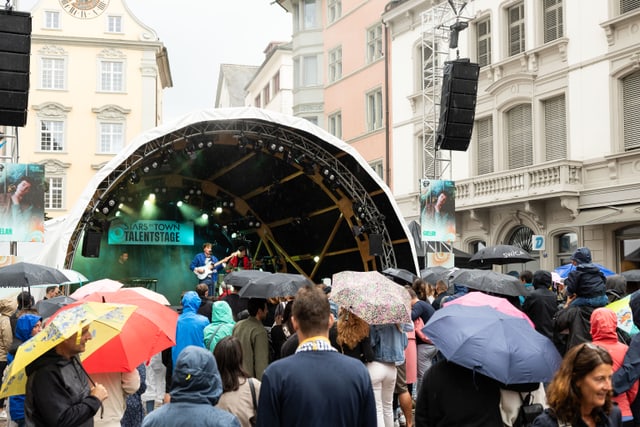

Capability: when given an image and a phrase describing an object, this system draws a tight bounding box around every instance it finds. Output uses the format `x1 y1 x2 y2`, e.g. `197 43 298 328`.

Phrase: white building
383 0 640 274
245 41 294 115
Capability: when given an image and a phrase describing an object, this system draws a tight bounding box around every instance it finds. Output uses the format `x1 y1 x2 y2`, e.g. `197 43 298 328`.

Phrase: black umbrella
237 273 313 299
469 245 533 266
35 295 76 319
382 268 418 285
449 268 528 297
0 262 70 288
223 270 272 289
420 266 454 285
621 270 640 282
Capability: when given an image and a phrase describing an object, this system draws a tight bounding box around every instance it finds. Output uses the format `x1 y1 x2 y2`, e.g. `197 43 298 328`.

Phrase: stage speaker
435 59 480 151
369 234 383 256
0 9 31 127
82 231 102 258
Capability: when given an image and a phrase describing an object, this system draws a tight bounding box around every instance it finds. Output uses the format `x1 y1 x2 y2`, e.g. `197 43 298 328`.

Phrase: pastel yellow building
12 0 171 219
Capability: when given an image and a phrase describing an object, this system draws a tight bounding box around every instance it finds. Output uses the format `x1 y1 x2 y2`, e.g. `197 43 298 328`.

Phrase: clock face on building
59 0 110 19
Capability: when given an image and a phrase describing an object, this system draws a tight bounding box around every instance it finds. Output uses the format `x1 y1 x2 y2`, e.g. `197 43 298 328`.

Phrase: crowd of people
3 244 640 427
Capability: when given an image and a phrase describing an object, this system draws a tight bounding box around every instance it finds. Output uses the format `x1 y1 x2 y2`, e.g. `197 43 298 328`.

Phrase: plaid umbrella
331 271 411 325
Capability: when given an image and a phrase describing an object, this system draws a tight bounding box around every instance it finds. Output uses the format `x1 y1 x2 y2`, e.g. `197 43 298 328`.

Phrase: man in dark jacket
25 324 108 426
523 270 558 340
415 359 503 426
552 300 595 356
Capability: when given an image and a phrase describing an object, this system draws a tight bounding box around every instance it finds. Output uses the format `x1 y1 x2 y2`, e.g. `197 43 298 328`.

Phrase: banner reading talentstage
108 219 194 246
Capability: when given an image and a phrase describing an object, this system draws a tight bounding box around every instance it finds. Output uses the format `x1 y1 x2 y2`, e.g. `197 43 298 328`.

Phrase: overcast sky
17 0 292 122
124 1 292 121
125 1 292 121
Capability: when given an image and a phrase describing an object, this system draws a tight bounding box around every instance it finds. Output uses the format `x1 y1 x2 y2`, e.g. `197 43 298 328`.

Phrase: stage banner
0 163 45 243
419 179 456 243
108 219 194 246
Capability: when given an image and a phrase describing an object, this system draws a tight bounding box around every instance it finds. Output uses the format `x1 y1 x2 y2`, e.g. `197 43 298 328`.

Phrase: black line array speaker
82 230 102 258
369 234 383 256
435 59 480 151
0 9 31 127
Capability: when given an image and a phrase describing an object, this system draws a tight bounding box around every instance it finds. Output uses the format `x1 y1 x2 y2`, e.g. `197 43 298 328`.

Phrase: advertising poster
0 164 45 242
108 219 195 246
419 179 456 243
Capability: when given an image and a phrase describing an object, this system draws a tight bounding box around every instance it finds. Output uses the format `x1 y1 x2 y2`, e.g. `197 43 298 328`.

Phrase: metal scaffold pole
420 0 471 260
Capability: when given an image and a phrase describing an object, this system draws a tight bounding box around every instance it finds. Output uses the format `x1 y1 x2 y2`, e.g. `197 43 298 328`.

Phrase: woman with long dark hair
213 336 260 427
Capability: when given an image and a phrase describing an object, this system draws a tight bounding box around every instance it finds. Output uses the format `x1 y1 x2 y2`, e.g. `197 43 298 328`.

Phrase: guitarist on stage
190 242 234 297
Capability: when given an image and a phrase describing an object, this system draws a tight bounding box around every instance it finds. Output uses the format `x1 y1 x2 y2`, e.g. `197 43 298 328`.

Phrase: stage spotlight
148 193 156 201
313 255 320 263
129 172 140 184
142 165 150 174
151 161 159 169
177 201 183 207
215 206 223 214
201 213 208 220
353 202 367 219
268 142 278 152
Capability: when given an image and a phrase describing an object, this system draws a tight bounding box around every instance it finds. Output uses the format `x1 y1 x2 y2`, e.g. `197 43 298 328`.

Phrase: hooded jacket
141 346 240 427
203 301 235 352
613 292 640 396
24 349 102 427
522 271 559 340
172 291 210 366
590 308 637 418
8 314 42 422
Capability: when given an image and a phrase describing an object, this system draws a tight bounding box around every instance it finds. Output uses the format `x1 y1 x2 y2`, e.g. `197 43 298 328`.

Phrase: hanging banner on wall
108 219 194 246
0 163 45 243
419 179 456 243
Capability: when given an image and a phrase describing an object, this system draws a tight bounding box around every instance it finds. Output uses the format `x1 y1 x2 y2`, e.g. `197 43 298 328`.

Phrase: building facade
5 0 171 221
383 0 640 273
244 41 294 114
275 0 390 182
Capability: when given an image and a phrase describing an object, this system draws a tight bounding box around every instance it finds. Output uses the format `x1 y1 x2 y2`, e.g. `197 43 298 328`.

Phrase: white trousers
367 361 397 427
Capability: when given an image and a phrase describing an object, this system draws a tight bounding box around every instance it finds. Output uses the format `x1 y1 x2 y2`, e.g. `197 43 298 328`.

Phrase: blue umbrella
423 304 561 384
554 263 615 279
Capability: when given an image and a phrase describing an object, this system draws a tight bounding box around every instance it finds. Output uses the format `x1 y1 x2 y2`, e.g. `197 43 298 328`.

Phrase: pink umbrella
69 279 123 300
443 291 535 328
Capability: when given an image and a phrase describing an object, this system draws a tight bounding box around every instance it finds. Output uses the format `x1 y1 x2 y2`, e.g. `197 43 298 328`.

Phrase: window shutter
623 71 640 151
508 105 533 169
476 118 494 175
543 0 563 43
477 19 491 67
544 95 567 160
620 0 640 14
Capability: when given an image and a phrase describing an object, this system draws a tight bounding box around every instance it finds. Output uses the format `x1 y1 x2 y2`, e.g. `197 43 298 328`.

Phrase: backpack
513 391 544 427
414 316 432 344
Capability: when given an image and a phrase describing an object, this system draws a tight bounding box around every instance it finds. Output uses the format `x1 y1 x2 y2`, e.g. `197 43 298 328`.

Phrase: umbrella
382 268 418 285
80 289 178 373
69 278 124 299
554 263 616 279
423 304 562 384
0 301 135 397
237 273 313 299
621 270 640 282
443 291 535 328
35 295 76 319
450 269 528 297
606 293 640 335
224 270 272 289
121 287 170 305
0 262 70 288
469 245 533 266
60 269 89 284
331 270 411 325
420 266 455 284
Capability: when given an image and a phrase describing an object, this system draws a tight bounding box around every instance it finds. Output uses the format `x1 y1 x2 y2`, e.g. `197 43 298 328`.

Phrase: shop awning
571 204 640 226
